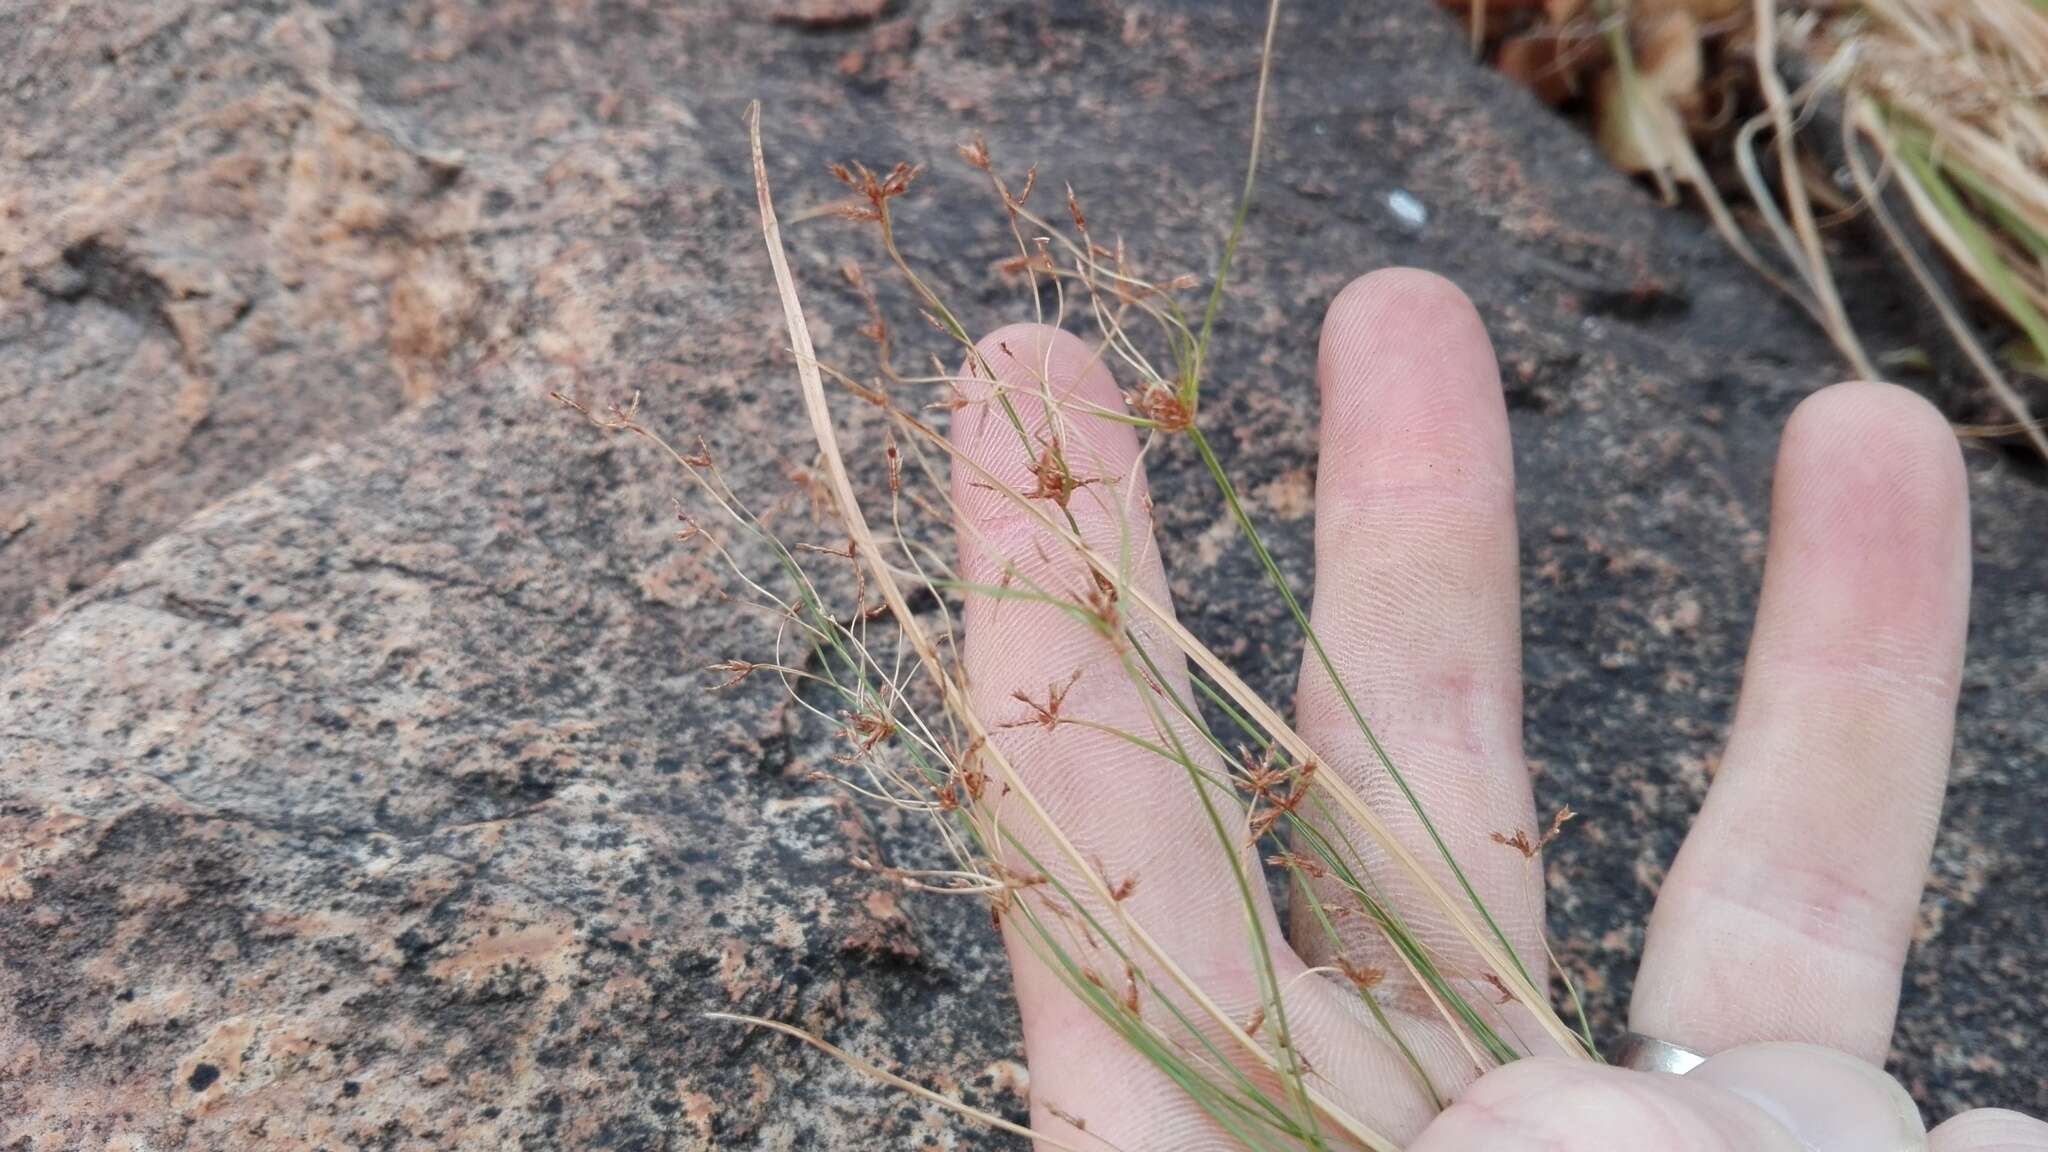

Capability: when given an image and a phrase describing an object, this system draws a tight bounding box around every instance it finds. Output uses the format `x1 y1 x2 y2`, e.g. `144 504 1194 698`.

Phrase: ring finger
1630 382 1972 1063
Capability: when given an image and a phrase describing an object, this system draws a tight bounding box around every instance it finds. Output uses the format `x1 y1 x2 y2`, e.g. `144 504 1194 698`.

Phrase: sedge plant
561 5 1598 1147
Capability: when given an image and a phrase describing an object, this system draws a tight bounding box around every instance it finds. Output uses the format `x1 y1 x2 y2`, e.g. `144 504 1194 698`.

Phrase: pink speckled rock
1 1 2042 1148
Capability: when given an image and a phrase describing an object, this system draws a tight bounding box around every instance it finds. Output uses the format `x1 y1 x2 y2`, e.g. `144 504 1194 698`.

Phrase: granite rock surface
2 1 2044 1148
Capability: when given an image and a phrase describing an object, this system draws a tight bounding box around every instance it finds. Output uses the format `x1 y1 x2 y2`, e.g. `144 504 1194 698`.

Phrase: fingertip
950 322 1134 505
1932 1109 2048 1152
1322 267 1485 351
1787 380 1958 447
962 323 1118 410
1765 380 1970 664
1693 1043 1926 1152
1413 1058 1807 1152
1316 267 1509 495
1776 382 1968 546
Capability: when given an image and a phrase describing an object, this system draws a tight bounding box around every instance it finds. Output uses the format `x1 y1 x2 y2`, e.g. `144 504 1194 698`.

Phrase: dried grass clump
1449 0 2048 456
1825 0 2048 453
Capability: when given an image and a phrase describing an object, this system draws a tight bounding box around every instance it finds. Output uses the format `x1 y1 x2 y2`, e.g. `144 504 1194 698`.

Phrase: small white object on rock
1386 189 1428 231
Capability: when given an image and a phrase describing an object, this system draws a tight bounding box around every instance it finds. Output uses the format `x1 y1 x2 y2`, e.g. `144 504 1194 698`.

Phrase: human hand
947 269 2045 1150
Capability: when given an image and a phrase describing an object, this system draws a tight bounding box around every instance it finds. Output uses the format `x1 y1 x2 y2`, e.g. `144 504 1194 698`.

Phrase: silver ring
1612 1032 1707 1075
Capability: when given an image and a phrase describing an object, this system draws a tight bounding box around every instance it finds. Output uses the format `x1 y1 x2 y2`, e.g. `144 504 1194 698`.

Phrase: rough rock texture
1 1 2042 1149
0 7 481 642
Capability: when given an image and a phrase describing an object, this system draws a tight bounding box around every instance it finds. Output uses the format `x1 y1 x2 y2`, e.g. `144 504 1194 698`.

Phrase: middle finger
1291 269 1545 1001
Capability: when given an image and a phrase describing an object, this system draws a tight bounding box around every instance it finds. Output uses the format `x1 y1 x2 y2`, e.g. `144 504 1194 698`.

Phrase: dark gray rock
1 0 2041 1147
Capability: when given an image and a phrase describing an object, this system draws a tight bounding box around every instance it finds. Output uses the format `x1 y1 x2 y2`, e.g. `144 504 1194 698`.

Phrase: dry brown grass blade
1753 0 1879 383
705 1014 1089 1151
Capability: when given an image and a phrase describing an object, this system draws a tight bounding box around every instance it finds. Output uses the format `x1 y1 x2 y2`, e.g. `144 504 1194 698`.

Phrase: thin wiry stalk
1126 644 1330 1148
1183 425 1554 1037
707 1013 1089 1151
1194 0 1285 401
1122 635 1495 1088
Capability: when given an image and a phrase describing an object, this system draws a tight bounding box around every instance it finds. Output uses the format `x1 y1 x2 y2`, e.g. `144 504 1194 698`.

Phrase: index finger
952 324 1295 1142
